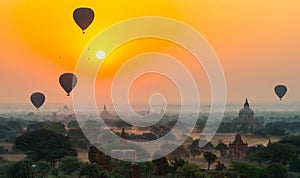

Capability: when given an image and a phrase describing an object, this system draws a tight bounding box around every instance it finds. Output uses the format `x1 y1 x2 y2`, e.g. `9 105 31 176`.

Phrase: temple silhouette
233 98 262 129
228 133 248 158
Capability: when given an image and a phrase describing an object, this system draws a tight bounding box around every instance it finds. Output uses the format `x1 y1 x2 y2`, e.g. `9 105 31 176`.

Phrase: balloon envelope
73 8 94 33
274 85 287 100
59 73 78 96
30 92 46 110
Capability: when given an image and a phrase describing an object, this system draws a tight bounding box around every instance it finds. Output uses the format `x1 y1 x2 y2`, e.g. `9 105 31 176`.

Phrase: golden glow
1 1 300 104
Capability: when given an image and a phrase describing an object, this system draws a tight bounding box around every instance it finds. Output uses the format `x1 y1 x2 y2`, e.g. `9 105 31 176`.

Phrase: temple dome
238 98 254 120
233 97 261 129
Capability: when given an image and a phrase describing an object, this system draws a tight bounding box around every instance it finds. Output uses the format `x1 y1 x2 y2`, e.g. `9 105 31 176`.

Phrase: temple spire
121 128 126 139
244 98 249 108
268 138 272 146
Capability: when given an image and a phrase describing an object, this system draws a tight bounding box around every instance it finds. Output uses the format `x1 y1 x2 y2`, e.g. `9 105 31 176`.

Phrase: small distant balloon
30 92 46 110
73 8 95 34
59 73 78 96
274 84 287 101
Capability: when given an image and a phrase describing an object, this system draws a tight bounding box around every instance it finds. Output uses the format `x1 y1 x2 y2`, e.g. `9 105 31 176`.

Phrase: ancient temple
100 105 119 120
233 98 261 129
228 133 248 158
100 105 109 118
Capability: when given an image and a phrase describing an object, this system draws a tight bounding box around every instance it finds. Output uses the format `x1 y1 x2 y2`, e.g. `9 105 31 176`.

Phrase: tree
280 135 300 147
0 125 15 142
215 143 228 157
110 161 131 177
176 163 199 177
190 148 200 158
247 142 299 165
26 122 44 132
112 119 132 128
6 121 22 132
0 157 10 176
202 142 214 150
264 163 288 178
67 120 80 129
0 146 8 154
67 128 89 149
203 151 217 170
289 159 300 172
15 129 77 166
264 142 299 165
189 139 214 150
79 163 108 178
246 144 266 164
34 161 51 178
136 161 157 178
6 160 34 178
152 155 169 176
43 121 66 135
227 161 259 178
169 157 188 172
215 161 225 172
58 156 83 175
176 163 210 178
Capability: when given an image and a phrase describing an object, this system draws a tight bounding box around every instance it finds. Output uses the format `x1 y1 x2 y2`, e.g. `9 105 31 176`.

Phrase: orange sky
1 1 300 106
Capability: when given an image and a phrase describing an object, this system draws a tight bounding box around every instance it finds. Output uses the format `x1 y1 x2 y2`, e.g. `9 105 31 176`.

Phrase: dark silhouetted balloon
59 73 78 96
274 85 287 101
73 8 94 34
30 92 46 110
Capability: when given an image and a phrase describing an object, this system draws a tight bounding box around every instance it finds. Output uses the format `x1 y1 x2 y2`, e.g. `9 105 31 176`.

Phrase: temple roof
244 98 249 108
231 133 247 145
239 97 254 117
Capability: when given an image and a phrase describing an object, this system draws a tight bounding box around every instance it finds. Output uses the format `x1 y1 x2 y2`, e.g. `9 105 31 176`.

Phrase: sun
96 50 106 60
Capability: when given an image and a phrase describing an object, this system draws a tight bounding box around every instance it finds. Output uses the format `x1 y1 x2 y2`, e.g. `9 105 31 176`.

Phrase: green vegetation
34 161 51 178
67 128 89 149
0 117 300 177
203 152 217 170
226 161 288 178
6 160 34 178
177 163 210 178
15 129 77 166
247 135 300 165
254 121 300 137
43 121 66 135
58 157 83 175
67 120 79 129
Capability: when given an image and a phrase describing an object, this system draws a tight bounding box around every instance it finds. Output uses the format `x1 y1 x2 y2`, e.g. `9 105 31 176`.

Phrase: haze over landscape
1 1 300 178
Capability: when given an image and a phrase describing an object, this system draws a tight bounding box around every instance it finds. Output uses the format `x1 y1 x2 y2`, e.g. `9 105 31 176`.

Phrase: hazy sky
1 0 300 107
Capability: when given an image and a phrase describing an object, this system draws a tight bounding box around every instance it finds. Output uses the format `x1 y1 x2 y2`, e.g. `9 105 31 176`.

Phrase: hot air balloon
73 8 95 34
59 73 78 96
274 85 287 101
30 92 46 110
